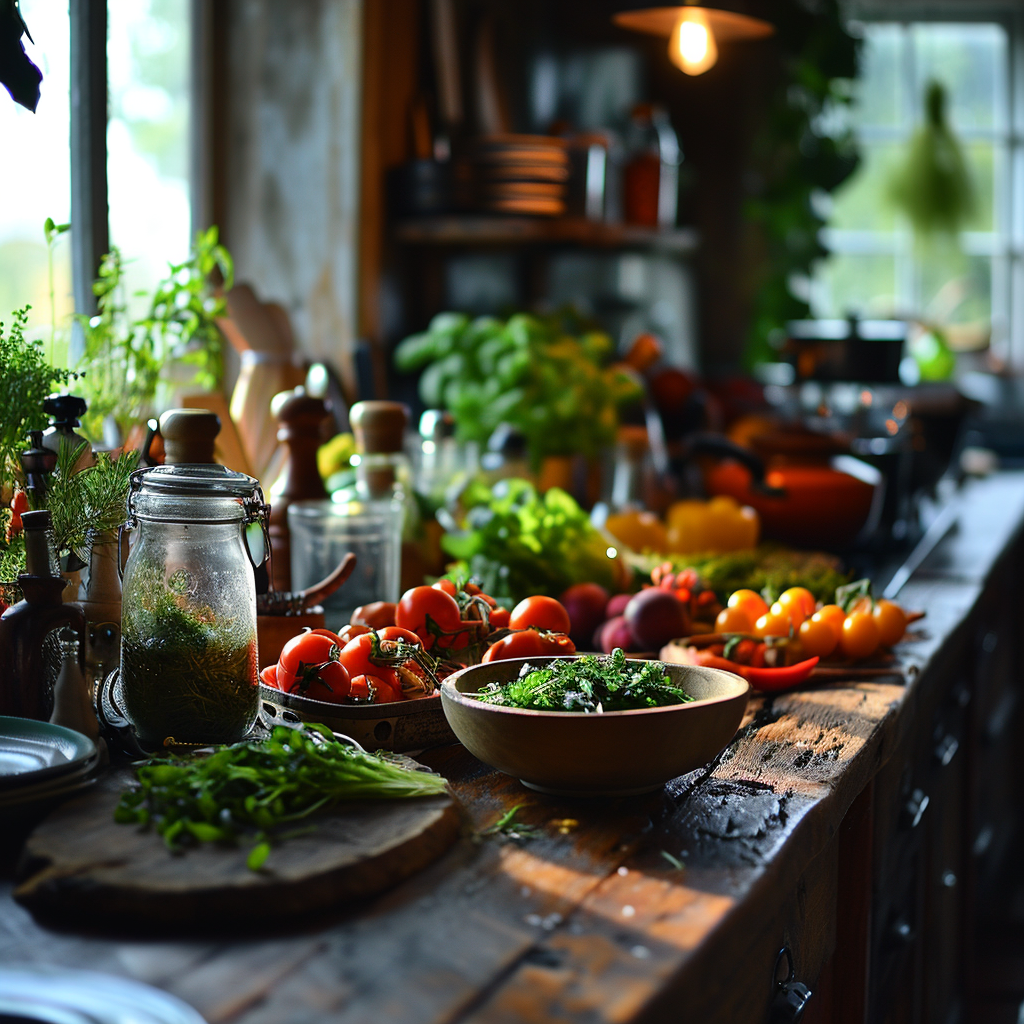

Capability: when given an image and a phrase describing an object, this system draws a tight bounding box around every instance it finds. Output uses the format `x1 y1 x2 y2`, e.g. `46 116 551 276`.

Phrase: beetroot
624 588 685 651
560 582 610 647
605 592 632 620
597 615 634 654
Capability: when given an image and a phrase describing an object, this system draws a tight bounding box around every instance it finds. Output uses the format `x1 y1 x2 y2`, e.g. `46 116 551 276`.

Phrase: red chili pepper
682 649 818 692
740 657 819 692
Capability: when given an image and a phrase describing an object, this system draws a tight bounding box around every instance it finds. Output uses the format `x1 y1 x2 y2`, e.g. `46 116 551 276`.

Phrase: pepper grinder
0 510 86 720
19 430 57 508
268 388 329 592
42 393 94 471
159 408 221 464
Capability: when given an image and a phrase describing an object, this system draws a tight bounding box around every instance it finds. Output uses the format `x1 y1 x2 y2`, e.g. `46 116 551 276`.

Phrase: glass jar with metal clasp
116 464 270 749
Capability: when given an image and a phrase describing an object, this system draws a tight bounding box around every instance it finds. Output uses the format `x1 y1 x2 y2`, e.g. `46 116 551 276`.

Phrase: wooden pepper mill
159 408 221 464
0 510 86 720
268 388 329 592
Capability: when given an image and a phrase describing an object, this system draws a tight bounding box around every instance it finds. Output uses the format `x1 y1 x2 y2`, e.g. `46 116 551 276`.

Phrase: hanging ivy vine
743 0 861 368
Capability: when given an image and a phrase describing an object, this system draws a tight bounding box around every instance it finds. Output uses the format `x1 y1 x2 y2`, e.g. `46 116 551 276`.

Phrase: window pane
919 252 991 324
855 23 904 129
107 0 191 316
961 141 997 234
829 142 903 233
0 1 73 347
912 23 1007 132
813 253 897 318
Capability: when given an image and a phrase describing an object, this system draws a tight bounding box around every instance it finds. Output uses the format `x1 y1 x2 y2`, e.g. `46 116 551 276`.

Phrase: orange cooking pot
686 434 880 550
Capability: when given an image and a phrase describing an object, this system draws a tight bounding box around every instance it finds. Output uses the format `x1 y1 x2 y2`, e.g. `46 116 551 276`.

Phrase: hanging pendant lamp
613 5 774 76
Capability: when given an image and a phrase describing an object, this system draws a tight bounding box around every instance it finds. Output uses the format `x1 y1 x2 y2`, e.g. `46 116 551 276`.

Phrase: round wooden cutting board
14 769 460 925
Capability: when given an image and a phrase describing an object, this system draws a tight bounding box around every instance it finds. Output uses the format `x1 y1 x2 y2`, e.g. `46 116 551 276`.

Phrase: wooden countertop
3 473 1023 1024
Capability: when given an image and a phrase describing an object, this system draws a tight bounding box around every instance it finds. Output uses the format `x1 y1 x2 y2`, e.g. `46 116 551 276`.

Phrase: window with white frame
811 19 1014 363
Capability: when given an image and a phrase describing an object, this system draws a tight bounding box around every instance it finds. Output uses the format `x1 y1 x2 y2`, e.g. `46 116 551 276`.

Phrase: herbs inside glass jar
121 566 258 747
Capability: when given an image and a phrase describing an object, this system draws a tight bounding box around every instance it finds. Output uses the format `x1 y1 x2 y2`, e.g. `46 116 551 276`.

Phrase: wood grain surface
14 771 460 926
1 473 1022 1024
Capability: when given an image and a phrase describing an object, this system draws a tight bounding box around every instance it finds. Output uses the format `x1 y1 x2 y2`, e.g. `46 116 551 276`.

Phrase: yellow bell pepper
666 496 759 554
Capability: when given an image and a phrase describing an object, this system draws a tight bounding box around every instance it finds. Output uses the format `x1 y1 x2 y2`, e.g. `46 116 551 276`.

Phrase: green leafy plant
77 225 234 438
114 723 448 870
0 441 139 600
473 648 693 712
395 310 641 468
441 477 621 603
743 1 861 367
889 81 974 239
0 305 75 494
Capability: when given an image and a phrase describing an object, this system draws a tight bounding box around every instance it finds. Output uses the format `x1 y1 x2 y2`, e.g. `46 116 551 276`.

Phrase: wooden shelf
393 216 699 252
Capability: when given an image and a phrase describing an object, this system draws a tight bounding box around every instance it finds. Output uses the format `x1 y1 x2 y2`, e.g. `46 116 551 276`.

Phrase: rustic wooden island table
3 473 1023 1024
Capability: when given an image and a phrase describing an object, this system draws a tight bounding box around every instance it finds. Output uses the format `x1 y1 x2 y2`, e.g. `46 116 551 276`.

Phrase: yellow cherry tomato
728 589 769 623
799 616 838 657
778 587 816 626
716 605 753 634
754 609 792 638
814 605 846 643
873 600 907 647
840 611 880 661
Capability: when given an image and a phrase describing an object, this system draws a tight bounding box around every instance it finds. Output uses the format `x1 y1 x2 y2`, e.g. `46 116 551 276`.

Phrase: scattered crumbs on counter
622 905 636 918
550 817 578 834
617 865 629 876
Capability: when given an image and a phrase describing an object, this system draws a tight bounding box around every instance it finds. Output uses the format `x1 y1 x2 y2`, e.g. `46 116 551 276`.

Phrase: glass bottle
119 465 269 748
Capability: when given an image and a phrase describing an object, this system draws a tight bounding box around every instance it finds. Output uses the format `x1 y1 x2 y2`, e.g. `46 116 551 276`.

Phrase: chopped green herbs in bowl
441 653 749 797
473 649 694 713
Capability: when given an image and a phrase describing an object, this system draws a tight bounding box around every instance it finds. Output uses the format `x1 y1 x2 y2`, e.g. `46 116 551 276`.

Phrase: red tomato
335 623 371 647
308 628 343 644
277 632 340 689
259 664 278 688
336 633 400 689
489 606 511 630
349 673 400 704
432 579 458 597
396 586 464 650
376 626 422 646
509 595 571 634
288 659 351 703
482 629 576 663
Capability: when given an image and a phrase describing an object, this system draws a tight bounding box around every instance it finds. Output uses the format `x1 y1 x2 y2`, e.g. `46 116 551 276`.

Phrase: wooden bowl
440 657 749 797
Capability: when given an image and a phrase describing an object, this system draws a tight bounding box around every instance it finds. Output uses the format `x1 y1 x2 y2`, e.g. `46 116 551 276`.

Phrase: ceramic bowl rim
441 656 750 719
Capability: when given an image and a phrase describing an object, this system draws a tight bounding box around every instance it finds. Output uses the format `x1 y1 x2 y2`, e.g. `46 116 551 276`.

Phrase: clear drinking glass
288 499 401 631
119 465 269 747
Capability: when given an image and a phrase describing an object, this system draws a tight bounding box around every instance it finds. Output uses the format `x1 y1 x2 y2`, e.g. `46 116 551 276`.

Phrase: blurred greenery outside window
0 0 191 350
810 20 1012 361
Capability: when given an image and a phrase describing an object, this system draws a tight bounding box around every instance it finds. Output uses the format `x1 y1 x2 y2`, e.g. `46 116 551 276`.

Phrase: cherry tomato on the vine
277 632 340 690
728 589 769 623
873 600 907 647
482 629 576 663
336 632 400 689
432 579 458 597
715 605 753 634
814 605 846 643
798 616 838 658
488 606 511 630
754 609 791 639
776 587 816 627
334 623 371 647
396 586 465 650
376 626 422 646
840 611 879 661
509 595 571 634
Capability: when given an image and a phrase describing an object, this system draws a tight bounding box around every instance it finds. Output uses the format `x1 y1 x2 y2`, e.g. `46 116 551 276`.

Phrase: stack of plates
472 135 569 216
0 716 100 812
0 966 206 1024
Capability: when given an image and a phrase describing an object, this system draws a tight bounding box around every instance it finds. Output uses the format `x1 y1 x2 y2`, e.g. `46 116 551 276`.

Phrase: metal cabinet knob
903 788 929 829
770 947 812 1023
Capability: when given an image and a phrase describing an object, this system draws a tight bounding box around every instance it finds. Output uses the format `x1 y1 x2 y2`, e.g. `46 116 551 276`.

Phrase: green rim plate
0 716 97 790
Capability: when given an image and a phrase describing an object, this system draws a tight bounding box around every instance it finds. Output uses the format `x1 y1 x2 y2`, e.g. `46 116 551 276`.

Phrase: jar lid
132 464 259 499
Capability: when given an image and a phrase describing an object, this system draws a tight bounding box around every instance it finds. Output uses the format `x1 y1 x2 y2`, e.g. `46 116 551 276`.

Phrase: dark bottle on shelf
0 510 86 720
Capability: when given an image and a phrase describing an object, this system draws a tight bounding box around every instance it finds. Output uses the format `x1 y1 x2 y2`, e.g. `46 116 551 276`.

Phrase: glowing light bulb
669 9 718 75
